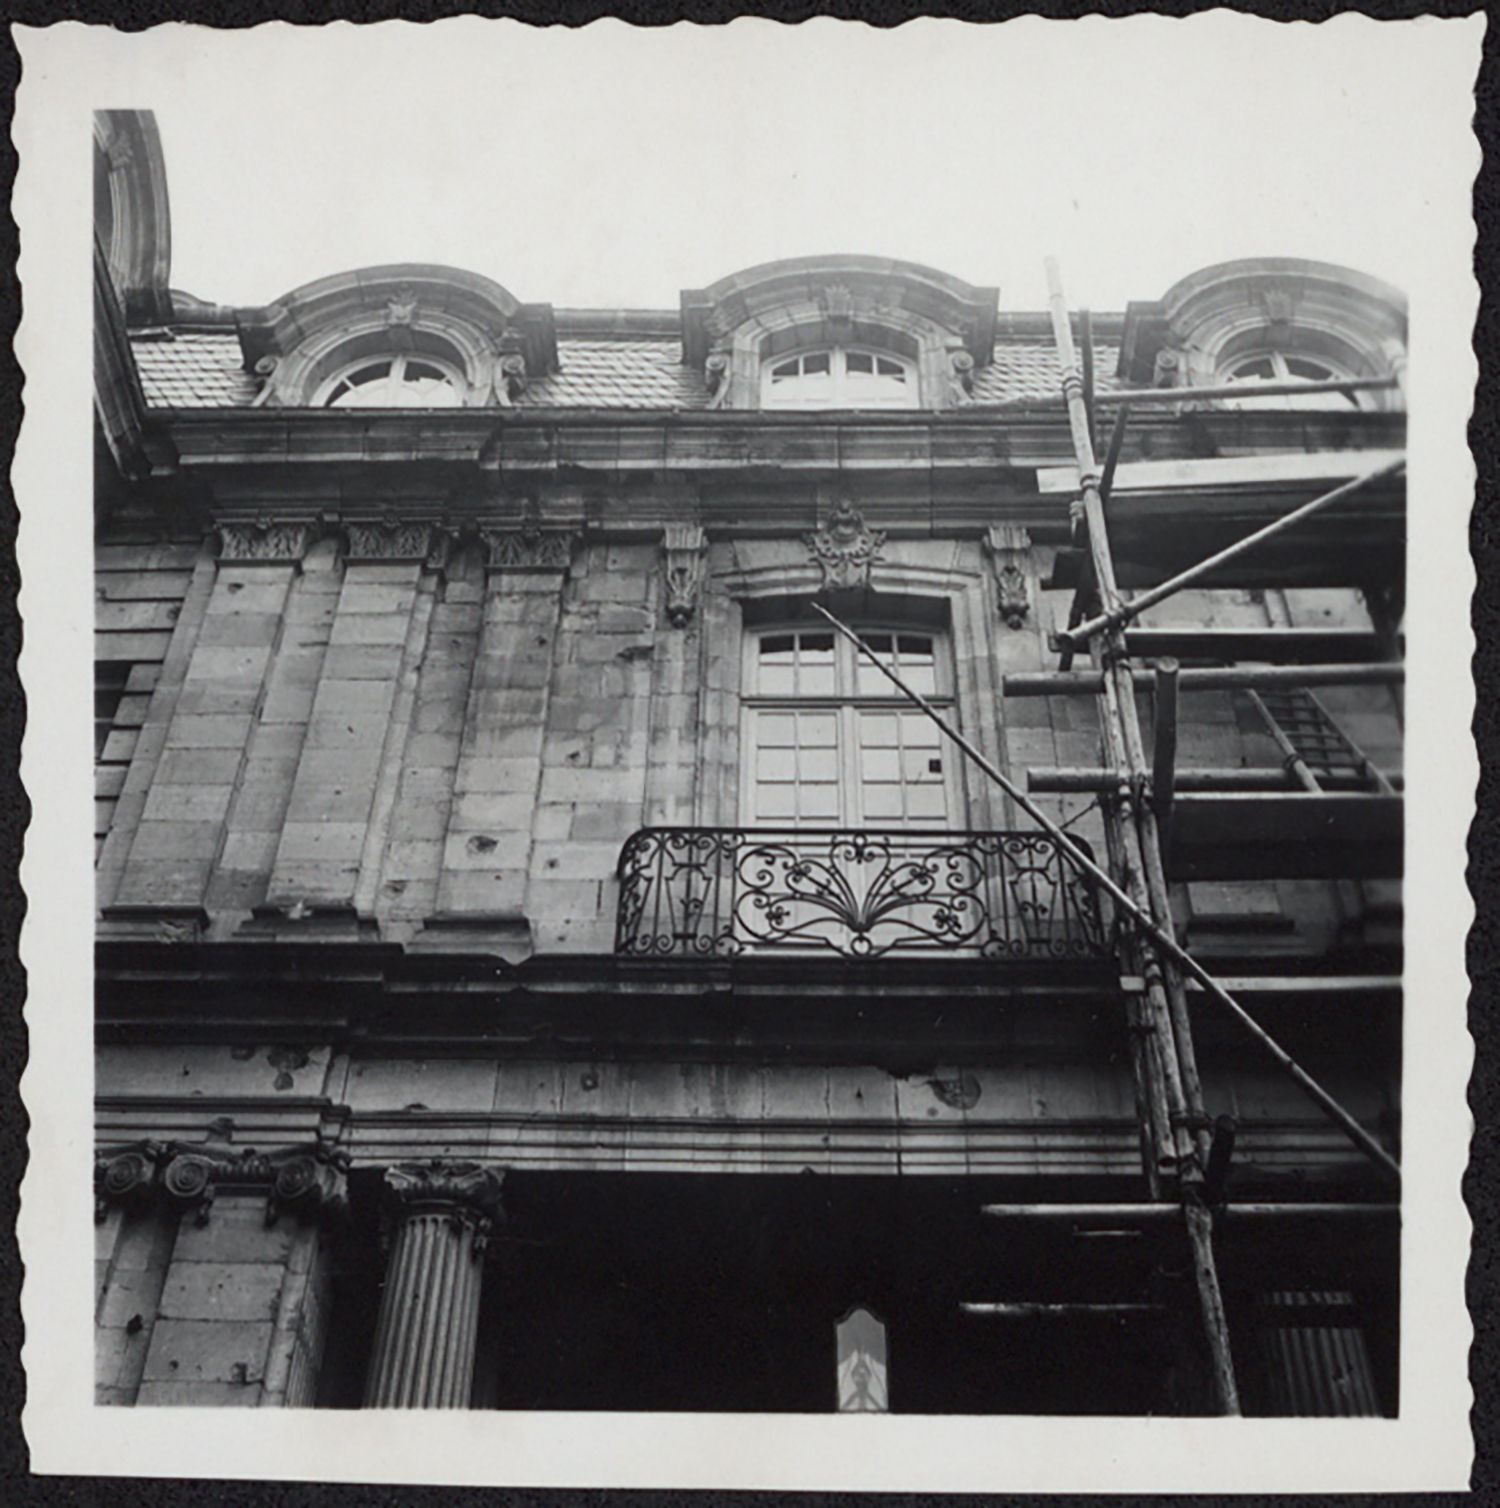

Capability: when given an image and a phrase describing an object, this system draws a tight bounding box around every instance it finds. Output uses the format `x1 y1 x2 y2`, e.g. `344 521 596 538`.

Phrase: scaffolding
815 258 1404 1415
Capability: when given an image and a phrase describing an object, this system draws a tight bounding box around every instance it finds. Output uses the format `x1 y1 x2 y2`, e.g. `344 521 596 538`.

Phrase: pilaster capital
344 519 444 563
94 1138 350 1228
216 518 320 563
479 526 576 571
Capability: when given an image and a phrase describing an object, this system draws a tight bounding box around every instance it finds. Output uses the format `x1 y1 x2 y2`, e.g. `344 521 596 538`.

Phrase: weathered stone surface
345 1059 500 1113
158 1262 286 1323
141 1318 275 1384
133 1380 264 1406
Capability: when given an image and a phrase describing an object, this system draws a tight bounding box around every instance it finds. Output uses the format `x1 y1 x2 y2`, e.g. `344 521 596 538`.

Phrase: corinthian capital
383 1161 506 1222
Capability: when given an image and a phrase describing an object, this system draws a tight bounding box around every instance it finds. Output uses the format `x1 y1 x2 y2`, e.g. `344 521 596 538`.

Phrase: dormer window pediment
681 256 998 411
237 265 557 409
1117 258 1407 410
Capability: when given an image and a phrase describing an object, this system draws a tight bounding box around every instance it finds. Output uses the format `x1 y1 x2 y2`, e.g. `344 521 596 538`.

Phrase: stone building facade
93 111 1405 1413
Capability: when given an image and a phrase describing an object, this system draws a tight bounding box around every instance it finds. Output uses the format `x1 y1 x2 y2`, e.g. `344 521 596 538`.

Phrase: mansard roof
131 325 1127 410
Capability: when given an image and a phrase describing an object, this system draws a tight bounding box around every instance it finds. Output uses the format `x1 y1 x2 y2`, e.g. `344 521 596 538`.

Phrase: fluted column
363 1162 505 1409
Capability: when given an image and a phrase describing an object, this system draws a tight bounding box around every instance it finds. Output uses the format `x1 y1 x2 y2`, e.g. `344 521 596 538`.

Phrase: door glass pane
859 713 899 748
798 712 838 747
905 783 947 820
900 711 941 747
758 713 797 747
757 747 796 781
799 783 841 819
756 783 796 819
798 633 836 695
862 785 904 819
799 745 838 783
860 746 901 782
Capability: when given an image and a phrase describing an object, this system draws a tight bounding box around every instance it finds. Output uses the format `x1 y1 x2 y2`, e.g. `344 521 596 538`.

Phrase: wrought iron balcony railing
616 828 1108 961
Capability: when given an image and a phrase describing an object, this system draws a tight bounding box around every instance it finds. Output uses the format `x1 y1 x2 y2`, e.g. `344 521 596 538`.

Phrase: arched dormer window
238 265 557 409
1117 259 1406 412
682 257 998 412
1221 350 1360 410
317 353 467 408
761 347 919 409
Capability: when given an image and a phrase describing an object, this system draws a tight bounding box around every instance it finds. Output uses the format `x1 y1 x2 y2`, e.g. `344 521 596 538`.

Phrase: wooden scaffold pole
1043 256 1238 1415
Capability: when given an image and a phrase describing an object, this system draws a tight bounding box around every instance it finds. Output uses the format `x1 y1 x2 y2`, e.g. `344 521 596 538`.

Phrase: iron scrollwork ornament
616 827 1105 960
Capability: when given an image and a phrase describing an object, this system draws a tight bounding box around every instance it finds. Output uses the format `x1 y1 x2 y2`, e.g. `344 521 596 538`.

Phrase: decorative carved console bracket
382 1161 507 1262
662 525 707 627
805 498 886 591
94 1139 350 1229
984 524 1033 630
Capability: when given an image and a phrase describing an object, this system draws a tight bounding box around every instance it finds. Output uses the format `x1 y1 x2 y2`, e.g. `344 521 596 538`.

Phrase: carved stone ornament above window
805 498 886 590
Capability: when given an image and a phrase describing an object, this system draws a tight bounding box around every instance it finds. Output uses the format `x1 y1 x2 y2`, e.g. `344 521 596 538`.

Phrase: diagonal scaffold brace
810 597 1402 1187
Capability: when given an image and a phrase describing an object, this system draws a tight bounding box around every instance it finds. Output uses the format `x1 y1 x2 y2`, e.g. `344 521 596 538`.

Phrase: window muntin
743 625 955 827
761 347 918 409
1222 351 1359 410
318 353 466 408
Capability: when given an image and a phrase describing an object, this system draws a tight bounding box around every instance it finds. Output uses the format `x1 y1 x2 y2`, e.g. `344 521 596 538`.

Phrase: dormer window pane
321 353 466 408
761 347 919 409
1223 351 1357 410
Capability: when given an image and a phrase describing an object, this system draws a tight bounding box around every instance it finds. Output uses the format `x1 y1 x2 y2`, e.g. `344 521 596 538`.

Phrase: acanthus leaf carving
217 519 317 563
662 524 707 628
480 525 576 571
382 1160 507 1260
344 520 438 561
805 498 885 591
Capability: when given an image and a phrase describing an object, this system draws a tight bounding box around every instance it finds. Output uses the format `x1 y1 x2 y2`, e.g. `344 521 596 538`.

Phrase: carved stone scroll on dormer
662 525 707 627
217 519 319 563
704 346 733 410
949 349 976 405
984 524 1033 630
806 499 885 591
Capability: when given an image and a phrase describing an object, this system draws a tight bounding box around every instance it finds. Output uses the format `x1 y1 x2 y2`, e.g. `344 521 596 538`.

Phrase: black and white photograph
13 14 1480 1492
